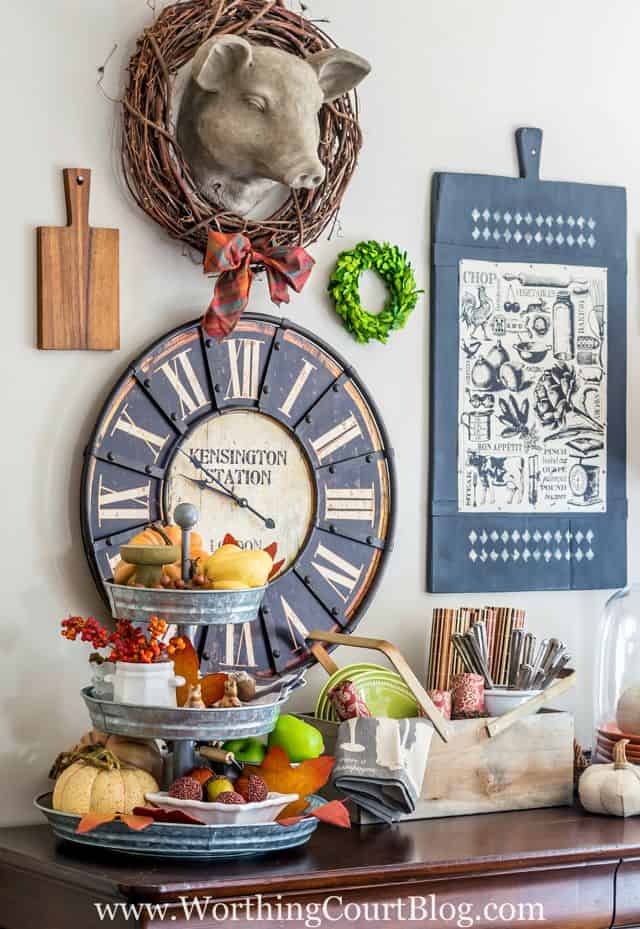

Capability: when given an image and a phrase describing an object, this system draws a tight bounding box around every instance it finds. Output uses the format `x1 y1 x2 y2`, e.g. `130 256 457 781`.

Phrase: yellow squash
204 546 272 588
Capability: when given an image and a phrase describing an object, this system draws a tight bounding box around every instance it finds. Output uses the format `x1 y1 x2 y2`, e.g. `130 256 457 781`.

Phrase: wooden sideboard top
2 805 640 902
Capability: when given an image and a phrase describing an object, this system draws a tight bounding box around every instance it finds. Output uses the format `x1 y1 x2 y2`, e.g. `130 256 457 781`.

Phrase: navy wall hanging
428 128 627 593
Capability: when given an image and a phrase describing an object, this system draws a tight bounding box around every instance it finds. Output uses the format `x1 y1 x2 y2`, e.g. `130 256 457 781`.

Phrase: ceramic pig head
177 36 371 214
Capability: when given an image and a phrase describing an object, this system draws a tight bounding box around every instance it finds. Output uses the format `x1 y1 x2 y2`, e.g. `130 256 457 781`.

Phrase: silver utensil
452 632 494 688
508 628 523 688
466 629 494 687
541 653 571 688
517 663 534 689
452 634 477 674
522 633 537 669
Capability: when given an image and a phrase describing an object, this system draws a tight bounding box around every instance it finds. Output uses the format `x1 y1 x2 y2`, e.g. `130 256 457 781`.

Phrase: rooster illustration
461 286 494 340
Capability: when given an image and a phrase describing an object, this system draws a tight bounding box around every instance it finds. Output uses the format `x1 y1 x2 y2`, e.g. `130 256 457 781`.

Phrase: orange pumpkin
113 524 209 585
201 673 228 707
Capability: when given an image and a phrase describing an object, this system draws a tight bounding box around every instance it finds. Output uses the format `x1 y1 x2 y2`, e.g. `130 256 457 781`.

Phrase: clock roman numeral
226 339 262 400
325 486 376 525
222 622 257 667
310 414 362 462
279 360 316 419
97 477 151 526
159 350 208 418
110 405 170 461
311 543 363 601
279 596 310 653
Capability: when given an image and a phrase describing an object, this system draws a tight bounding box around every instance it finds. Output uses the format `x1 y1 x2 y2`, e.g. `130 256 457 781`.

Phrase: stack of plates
314 664 419 722
595 721 640 763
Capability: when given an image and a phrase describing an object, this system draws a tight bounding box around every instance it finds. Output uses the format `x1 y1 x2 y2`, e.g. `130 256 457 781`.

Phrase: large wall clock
81 314 396 679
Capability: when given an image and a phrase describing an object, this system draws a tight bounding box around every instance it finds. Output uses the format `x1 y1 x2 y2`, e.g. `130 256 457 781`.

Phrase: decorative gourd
617 685 640 734
579 740 640 817
77 731 163 782
52 753 159 816
204 546 272 589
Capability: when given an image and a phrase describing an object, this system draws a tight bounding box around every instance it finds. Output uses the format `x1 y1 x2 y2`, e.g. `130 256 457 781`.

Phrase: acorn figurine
230 671 256 702
213 678 242 708
185 682 206 709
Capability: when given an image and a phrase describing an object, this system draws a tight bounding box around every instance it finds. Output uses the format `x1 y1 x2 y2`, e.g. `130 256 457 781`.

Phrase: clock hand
178 449 276 530
178 473 236 502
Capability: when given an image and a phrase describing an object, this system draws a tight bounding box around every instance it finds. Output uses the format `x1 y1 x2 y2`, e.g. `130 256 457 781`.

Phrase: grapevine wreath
121 0 364 254
328 241 422 344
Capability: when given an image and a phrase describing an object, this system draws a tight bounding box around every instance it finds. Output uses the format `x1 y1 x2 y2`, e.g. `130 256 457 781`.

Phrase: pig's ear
308 49 371 103
192 36 253 92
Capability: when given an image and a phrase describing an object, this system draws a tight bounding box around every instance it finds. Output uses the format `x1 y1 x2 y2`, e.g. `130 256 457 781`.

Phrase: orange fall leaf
268 558 285 580
172 637 200 706
278 800 351 829
243 747 335 819
76 812 117 834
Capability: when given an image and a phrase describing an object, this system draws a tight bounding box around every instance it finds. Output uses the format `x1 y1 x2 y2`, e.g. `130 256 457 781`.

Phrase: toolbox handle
516 127 543 180
307 630 451 743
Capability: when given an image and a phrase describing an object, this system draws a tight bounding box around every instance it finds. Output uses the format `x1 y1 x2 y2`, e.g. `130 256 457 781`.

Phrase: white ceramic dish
484 688 541 717
145 791 299 826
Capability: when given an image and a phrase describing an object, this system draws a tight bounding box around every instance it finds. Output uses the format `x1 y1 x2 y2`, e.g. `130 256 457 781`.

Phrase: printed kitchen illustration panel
458 260 607 514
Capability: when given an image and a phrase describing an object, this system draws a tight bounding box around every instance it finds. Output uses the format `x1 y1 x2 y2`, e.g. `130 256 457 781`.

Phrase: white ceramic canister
105 661 186 708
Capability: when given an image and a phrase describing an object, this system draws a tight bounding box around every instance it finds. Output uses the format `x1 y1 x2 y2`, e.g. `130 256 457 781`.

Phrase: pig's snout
284 159 325 190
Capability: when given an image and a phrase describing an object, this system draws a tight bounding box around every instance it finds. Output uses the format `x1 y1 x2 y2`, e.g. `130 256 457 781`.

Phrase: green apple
222 737 267 765
268 715 324 763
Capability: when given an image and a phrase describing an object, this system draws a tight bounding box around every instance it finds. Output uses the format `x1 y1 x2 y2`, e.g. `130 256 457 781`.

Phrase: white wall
1 0 637 825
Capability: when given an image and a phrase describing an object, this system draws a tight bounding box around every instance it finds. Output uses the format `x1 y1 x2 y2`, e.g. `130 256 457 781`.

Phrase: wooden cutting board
37 168 119 350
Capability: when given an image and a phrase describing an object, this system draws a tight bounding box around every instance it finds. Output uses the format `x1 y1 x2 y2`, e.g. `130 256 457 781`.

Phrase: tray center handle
516 127 543 180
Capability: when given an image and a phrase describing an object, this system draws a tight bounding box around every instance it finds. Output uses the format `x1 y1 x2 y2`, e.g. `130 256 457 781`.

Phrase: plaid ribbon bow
202 231 315 340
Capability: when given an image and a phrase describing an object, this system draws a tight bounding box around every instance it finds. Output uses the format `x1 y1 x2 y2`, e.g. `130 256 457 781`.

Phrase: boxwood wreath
328 241 422 344
121 0 364 254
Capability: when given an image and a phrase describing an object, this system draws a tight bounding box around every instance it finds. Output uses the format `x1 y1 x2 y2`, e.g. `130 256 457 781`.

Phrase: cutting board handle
516 128 542 181
63 168 91 229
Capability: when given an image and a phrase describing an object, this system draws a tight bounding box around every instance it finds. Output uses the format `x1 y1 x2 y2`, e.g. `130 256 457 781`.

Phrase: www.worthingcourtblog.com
94 893 547 927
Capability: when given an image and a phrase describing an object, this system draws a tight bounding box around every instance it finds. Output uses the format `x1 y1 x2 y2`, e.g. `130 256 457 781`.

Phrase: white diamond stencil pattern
467 528 596 564
470 209 596 249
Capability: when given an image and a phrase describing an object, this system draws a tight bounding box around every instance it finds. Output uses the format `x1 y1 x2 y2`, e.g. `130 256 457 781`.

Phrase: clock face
165 410 316 572
81 315 395 678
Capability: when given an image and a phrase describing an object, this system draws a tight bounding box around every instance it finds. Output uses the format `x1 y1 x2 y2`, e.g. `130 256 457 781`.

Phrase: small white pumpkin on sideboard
579 740 640 817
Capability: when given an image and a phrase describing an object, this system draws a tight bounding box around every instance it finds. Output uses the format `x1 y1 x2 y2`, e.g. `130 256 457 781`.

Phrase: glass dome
594 584 640 761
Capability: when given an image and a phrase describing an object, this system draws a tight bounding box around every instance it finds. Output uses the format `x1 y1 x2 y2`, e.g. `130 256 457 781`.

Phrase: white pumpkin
53 760 158 816
579 740 640 817
616 686 640 734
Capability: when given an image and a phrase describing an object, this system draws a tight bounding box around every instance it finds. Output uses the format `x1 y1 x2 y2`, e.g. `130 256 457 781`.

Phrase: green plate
315 665 419 721
315 671 404 718
315 664 396 716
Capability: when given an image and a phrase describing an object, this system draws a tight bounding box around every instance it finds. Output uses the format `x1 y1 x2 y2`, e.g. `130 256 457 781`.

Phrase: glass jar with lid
594 585 640 762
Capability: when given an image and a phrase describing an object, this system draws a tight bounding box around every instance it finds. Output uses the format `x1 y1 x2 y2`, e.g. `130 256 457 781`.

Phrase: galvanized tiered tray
35 793 322 860
81 686 289 741
105 581 267 626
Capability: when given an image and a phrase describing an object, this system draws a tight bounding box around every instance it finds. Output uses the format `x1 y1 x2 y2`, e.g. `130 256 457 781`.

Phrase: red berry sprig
60 616 186 664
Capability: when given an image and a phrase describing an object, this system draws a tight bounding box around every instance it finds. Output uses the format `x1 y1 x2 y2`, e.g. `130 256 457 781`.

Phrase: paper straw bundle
489 607 526 686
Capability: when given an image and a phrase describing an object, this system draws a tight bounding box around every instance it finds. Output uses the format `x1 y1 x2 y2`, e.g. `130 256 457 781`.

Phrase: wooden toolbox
301 630 575 823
